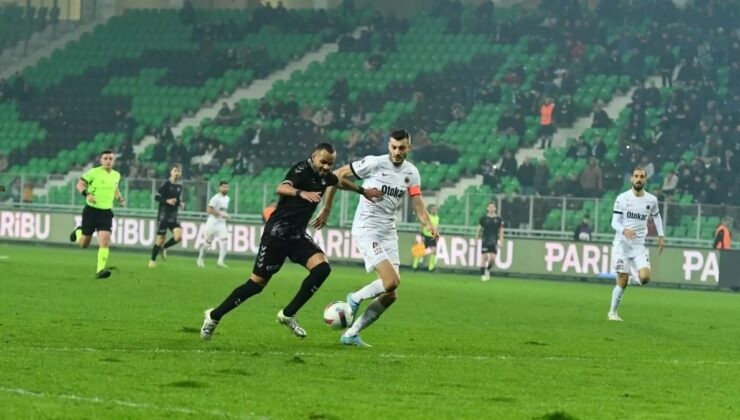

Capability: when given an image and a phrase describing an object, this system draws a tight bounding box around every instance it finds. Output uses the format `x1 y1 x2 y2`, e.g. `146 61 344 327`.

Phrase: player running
476 201 504 281
68 150 125 279
149 164 185 268
200 143 382 340
412 204 440 272
197 181 230 268
608 167 665 321
315 129 439 347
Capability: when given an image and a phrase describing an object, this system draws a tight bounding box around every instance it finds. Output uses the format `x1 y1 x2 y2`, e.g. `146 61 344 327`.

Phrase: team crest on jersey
646 205 650 210
321 179 326 185
404 177 410 184
372 242 379 249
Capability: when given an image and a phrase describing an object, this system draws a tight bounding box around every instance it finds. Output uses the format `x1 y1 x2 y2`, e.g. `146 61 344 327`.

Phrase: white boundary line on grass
0 386 264 419
5 346 740 366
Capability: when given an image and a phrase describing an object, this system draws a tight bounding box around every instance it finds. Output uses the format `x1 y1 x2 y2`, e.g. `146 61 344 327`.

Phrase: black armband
81 190 89 197
357 186 365 195
295 189 303 197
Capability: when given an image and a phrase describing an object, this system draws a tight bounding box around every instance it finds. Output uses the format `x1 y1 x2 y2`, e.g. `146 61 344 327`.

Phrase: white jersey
612 189 659 248
350 155 422 232
207 193 230 224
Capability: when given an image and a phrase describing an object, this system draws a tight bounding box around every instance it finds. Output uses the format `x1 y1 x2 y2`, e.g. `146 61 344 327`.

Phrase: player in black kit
149 164 185 268
200 143 383 340
476 201 504 281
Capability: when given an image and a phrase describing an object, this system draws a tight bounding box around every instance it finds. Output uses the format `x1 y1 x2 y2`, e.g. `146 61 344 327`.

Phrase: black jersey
155 180 183 223
265 160 339 239
479 214 504 244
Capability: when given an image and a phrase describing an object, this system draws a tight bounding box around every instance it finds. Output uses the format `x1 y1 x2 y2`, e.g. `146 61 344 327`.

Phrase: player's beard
632 182 644 191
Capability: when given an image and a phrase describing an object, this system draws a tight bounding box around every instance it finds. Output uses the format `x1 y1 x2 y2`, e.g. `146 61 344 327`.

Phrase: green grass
1 243 739 419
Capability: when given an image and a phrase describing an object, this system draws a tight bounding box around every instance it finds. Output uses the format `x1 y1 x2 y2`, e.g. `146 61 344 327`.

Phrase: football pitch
1 243 738 419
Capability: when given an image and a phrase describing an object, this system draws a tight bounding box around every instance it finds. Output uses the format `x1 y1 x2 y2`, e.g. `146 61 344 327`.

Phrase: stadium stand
0 0 737 240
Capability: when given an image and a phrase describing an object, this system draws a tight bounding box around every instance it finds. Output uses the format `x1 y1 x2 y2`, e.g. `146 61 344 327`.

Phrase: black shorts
157 220 181 235
81 205 114 236
423 236 438 248
252 231 324 280
481 242 498 254
538 124 555 136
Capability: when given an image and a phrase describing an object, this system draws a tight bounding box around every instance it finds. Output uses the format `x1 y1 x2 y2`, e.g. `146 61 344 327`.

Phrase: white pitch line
3 346 740 366
0 386 264 419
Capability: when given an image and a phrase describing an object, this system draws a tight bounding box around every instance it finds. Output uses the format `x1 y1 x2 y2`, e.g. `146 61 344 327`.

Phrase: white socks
610 285 625 314
345 298 387 336
351 279 386 303
218 239 227 264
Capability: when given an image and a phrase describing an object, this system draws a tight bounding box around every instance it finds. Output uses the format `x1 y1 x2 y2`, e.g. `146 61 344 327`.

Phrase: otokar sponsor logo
0 211 51 240
381 185 406 198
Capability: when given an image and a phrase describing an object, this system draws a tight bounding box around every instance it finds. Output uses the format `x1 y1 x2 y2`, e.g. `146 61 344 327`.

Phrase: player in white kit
197 181 230 268
313 129 439 347
608 167 665 321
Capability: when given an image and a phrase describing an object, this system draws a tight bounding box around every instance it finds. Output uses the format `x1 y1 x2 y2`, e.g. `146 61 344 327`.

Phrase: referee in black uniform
200 143 382 340
149 164 185 268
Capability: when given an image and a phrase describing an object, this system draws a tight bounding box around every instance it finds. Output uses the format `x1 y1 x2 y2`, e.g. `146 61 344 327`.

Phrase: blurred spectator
591 102 611 128
713 217 732 250
538 97 555 149
658 45 676 87
534 159 550 196
517 158 536 196
573 215 593 242
169 137 189 166
180 0 195 24
351 106 371 128
580 157 603 197
498 150 518 179
312 106 334 128
591 136 607 160
661 170 678 197
556 95 574 127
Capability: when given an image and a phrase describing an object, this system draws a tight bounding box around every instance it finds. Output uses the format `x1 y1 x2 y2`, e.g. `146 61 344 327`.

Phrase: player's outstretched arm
276 182 321 202
76 178 96 204
653 212 665 254
411 195 439 240
115 188 125 207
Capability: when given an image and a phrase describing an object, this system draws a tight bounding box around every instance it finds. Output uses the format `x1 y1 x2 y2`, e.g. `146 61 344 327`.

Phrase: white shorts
204 219 228 240
611 244 650 274
353 228 399 273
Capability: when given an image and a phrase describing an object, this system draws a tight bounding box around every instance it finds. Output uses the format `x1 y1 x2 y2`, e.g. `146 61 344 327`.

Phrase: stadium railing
2 173 736 250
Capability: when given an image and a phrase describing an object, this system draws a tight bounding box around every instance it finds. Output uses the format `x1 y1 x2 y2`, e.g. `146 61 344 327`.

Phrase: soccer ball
323 301 354 330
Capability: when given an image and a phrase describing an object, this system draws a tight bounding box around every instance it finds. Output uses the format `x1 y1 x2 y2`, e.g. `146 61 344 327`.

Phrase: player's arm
612 197 635 240
713 230 724 249
76 173 96 204
498 223 504 245
155 183 175 206
411 194 439 240
115 187 125 207
652 207 665 254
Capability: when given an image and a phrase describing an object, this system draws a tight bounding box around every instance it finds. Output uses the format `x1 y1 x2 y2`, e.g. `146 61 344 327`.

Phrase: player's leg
277 247 332 337
609 250 629 321
94 209 114 278
149 230 166 267
201 236 283 340
163 226 182 250
427 245 437 271
342 289 397 347
635 248 652 285
216 225 228 267
96 230 112 278
343 238 400 346
197 224 215 267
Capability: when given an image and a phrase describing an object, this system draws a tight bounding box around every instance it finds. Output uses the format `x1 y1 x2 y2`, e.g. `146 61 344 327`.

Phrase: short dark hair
171 163 182 170
313 142 335 154
101 150 114 156
632 166 647 176
390 129 411 143
219 181 228 186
